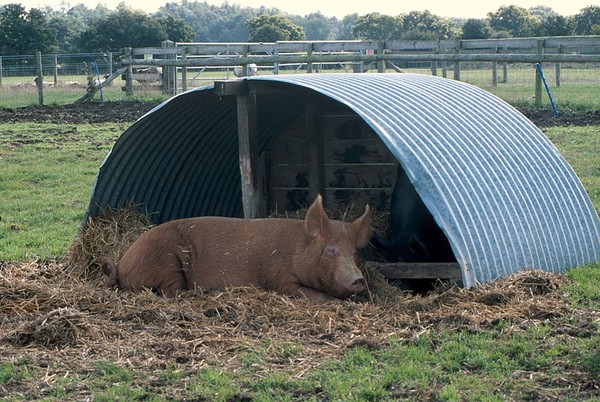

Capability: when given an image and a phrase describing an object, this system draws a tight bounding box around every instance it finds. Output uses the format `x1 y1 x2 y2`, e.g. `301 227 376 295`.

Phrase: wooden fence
116 36 600 104
5 36 599 105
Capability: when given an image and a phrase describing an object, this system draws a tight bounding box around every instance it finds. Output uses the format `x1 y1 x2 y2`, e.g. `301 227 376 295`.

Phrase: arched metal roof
86 73 600 287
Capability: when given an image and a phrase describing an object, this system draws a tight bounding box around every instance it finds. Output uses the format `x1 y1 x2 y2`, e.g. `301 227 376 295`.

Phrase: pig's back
173 216 305 290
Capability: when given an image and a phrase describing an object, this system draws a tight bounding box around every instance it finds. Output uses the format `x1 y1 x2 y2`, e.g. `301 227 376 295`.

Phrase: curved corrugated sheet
86 73 600 287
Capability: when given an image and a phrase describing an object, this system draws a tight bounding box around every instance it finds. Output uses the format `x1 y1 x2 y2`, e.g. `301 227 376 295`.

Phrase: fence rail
119 36 600 104
1 36 599 107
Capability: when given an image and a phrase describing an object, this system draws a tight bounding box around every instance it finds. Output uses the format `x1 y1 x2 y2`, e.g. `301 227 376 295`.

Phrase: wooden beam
214 80 248 96
376 262 462 282
237 93 264 218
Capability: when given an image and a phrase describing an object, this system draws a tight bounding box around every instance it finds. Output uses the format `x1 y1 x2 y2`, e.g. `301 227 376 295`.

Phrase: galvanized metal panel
86 73 600 287
250 74 600 286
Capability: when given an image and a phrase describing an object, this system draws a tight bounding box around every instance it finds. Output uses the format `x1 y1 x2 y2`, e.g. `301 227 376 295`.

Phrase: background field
0 98 599 400
2 63 599 110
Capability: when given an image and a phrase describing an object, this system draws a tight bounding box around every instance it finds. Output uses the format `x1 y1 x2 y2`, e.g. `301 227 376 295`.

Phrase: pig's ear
353 204 371 248
305 194 328 239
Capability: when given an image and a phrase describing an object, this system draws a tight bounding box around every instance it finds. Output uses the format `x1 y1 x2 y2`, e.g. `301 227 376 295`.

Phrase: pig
102 195 371 302
373 166 455 263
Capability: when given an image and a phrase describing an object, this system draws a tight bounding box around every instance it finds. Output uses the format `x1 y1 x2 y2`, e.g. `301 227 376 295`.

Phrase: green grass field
0 97 599 400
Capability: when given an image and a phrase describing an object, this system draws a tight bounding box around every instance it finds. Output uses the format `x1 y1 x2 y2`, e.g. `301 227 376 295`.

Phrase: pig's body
103 196 371 302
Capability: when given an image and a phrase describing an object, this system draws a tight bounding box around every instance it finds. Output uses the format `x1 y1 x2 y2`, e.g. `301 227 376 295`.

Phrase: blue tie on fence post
92 61 104 102
535 63 558 118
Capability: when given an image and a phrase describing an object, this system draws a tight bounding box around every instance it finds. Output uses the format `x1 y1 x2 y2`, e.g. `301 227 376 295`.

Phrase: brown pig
102 195 371 302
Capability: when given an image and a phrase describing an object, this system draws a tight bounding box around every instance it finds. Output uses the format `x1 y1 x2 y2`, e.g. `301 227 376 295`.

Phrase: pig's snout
349 276 366 293
334 266 366 295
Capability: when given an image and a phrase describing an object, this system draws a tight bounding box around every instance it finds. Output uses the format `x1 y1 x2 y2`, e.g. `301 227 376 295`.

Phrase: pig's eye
325 246 340 257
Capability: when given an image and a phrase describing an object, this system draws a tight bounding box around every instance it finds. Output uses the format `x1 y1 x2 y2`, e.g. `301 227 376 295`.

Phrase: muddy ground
0 100 599 126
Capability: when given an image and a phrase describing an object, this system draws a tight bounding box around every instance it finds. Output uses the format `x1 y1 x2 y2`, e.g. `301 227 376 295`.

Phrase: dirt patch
0 101 598 127
520 107 600 127
0 101 160 124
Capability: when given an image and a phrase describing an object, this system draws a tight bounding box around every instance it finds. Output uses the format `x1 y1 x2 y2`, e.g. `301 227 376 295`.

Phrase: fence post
307 43 313 73
502 47 508 83
535 39 543 106
273 42 280 75
555 45 562 87
453 39 461 81
181 46 188 92
53 54 59 86
123 47 134 96
0 56 3 87
161 40 176 95
492 47 498 86
431 46 439 76
107 52 113 87
377 41 386 73
36 51 44 106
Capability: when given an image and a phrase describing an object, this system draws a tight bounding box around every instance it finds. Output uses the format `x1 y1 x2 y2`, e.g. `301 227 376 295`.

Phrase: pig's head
304 195 371 299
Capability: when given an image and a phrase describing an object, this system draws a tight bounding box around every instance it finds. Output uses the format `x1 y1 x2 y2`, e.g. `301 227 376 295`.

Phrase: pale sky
4 0 597 19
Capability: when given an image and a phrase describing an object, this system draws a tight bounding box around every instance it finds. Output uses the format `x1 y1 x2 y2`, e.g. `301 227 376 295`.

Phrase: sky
4 0 596 19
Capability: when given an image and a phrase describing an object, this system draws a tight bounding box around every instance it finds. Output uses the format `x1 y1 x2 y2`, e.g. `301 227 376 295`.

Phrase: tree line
0 1 599 55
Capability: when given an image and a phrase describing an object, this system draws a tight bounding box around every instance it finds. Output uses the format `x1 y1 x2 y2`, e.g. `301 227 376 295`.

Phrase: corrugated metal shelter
85 73 600 287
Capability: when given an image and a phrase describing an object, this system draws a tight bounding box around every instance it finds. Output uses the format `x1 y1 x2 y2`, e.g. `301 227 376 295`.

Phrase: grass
543 125 600 211
1 65 599 109
0 100 598 400
0 122 126 260
1 297 598 401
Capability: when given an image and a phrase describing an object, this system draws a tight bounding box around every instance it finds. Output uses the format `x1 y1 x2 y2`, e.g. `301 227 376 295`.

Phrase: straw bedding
0 206 593 389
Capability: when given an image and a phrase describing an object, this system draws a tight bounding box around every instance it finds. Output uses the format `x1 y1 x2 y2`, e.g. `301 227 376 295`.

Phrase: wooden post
123 47 134 96
35 51 43 106
431 46 438 76
108 52 113 80
305 101 325 203
0 56 3 87
181 46 188 92
555 45 562 87
307 43 313 74
535 39 543 106
377 41 386 73
453 39 461 81
273 42 280 75
53 54 59 86
161 40 176 95
502 47 508 83
237 93 264 218
492 48 498 86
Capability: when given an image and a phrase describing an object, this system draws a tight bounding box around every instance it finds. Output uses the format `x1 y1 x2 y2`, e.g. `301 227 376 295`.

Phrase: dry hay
1 205 592 393
64 203 154 280
0 258 578 379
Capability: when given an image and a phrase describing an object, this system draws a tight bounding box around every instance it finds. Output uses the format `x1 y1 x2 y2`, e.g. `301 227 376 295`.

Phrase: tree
157 1 260 42
487 5 538 37
295 12 334 40
535 14 574 37
461 18 492 39
245 15 304 42
335 13 358 39
574 6 600 35
352 13 402 40
401 10 457 40
156 15 195 42
0 3 57 54
76 5 168 52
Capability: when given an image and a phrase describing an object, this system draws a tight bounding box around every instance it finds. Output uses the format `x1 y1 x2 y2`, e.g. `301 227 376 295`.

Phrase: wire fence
1 46 599 110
